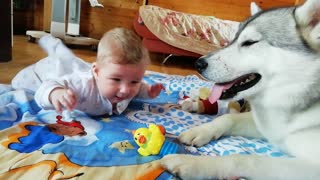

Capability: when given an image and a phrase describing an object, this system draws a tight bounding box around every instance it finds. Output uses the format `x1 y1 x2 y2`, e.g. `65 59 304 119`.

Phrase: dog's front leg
179 112 263 147
161 154 320 180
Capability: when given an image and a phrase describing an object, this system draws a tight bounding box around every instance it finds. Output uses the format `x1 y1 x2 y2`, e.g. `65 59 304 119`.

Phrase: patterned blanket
0 71 287 180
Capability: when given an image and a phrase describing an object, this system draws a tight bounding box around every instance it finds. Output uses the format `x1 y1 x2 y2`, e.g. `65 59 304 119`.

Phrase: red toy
56 115 84 130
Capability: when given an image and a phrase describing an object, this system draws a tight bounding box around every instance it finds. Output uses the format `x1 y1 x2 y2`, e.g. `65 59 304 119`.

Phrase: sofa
133 14 201 63
133 5 240 63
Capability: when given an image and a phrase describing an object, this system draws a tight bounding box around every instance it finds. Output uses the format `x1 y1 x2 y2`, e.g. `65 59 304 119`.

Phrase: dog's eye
241 40 258 47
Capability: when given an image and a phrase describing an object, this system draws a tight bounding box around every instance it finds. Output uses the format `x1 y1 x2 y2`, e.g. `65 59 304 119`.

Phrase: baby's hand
49 88 77 113
148 83 165 98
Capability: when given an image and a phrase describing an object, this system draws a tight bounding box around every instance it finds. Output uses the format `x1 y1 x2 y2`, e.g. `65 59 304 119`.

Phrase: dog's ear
295 0 320 51
250 2 262 16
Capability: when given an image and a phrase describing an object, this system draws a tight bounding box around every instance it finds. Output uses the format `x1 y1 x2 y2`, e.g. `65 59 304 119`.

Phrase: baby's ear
92 62 99 78
295 0 320 51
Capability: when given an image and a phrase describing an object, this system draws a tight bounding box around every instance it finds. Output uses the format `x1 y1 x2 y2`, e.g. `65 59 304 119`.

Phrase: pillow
139 5 240 55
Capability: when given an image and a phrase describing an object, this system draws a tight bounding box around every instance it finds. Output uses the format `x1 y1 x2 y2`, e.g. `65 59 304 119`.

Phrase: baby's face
93 61 146 104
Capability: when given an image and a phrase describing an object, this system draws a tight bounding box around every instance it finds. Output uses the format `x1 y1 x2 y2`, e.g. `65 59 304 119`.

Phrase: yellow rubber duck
132 124 166 156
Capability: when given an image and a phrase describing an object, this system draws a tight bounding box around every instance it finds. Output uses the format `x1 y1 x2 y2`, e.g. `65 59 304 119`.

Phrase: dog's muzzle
195 57 208 73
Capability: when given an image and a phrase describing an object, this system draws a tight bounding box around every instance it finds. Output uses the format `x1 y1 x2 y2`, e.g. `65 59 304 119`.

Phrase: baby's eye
131 80 140 84
111 78 121 82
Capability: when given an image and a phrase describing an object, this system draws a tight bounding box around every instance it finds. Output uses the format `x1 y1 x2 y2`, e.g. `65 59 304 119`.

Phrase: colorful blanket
0 71 288 179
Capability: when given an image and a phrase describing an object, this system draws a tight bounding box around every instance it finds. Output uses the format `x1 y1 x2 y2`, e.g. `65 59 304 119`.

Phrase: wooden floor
0 35 199 84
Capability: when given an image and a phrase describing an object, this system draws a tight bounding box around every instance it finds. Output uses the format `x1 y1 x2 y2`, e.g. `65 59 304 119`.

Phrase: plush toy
179 87 251 114
228 99 251 114
178 87 218 115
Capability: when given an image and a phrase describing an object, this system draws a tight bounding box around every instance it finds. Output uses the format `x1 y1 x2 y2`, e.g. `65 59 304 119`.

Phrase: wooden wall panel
32 0 44 31
43 0 52 32
13 1 36 34
79 0 143 39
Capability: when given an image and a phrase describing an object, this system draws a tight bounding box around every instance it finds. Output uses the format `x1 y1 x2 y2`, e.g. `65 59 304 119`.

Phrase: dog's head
196 0 320 104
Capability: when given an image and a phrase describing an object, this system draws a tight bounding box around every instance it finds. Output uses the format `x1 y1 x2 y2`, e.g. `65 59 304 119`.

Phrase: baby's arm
49 87 77 113
35 79 77 113
136 82 165 99
148 83 165 98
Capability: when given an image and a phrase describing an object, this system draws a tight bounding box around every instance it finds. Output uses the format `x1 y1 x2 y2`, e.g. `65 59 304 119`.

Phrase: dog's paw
161 154 210 180
179 125 214 146
179 118 227 146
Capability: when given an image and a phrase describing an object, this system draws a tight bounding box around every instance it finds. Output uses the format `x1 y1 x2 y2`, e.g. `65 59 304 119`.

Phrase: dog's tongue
209 82 235 104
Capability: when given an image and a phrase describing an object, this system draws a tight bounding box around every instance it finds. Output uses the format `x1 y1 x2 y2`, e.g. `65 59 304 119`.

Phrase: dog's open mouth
208 73 261 103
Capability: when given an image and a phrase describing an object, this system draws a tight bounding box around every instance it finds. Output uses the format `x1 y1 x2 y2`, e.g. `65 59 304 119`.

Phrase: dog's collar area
219 73 261 99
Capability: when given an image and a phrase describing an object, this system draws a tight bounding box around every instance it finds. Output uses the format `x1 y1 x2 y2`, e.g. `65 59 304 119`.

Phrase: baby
12 27 164 116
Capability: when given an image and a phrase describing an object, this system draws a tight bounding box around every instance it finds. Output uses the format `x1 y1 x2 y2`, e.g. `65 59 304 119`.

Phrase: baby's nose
119 84 130 95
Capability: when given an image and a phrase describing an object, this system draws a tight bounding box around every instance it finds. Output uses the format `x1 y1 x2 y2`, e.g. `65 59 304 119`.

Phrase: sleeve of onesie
136 82 151 99
34 75 85 110
34 80 64 109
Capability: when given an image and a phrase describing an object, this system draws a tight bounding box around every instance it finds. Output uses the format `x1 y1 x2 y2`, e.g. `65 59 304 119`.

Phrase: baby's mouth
113 96 124 102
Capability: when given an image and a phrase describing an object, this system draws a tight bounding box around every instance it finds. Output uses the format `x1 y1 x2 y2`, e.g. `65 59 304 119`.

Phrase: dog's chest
252 107 289 147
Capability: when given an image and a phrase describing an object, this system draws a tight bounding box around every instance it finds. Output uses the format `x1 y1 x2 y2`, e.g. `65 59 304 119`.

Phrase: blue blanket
0 72 287 179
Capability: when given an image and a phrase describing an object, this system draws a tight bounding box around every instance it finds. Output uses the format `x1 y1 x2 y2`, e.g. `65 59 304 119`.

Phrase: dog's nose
195 58 208 73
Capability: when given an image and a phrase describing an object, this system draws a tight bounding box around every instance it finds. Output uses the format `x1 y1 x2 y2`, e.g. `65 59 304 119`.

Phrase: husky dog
161 0 320 179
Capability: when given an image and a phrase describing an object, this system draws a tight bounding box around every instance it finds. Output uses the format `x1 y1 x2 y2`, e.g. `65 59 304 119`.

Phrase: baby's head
92 28 150 104
96 27 150 65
